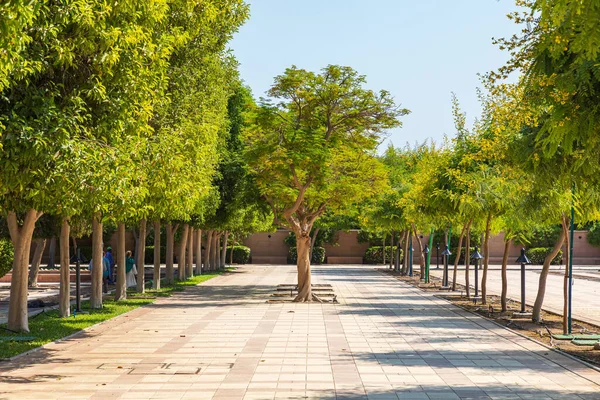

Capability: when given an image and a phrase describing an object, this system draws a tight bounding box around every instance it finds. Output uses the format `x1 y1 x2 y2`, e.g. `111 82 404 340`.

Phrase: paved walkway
429 265 600 326
1 265 599 399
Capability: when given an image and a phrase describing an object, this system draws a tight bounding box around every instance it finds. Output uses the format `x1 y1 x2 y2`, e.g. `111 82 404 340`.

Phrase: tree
491 0 600 179
245 65 407 301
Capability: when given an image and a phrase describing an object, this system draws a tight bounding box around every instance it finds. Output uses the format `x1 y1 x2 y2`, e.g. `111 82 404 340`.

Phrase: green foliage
523 225 563 248
245 65 407 240
527 247 563 265
0 239 14 279
587 223 600 248
364 246 401 265
287 247 325 265
225 246 251 264
144 246 168 264
357 230 385 245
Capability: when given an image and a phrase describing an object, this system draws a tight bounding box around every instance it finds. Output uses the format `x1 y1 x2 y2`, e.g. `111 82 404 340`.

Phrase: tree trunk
71 236 78 260
179 224 189 281
7 209 42 332
153 221 161 289
28 238 47 288
47 236 56 268
500 238 510 312
230 235 235 265
221 231 229 268
310 228 320 262
187 227 194 278
481 213 492 305
132 227 139 263
165 223 175 284
196 229 202 275
389 232 394 269
59 218 70 318
561 216 570 334
205 230 213 271
395 231 402 272
136 219 147 293
90 214 104 309
114 223 127 301
382 234 386 265
532 220 566 322
216 235 222 269
211 233 218 271
402 230 410 275
294 232 313 302
412 224 424 278
465 226 471 299
452 221 468 291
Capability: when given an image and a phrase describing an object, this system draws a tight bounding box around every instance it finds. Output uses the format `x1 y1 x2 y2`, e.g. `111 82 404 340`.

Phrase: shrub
364 246 402 265
357 230 386 246
225 246 251 264
144 246 167 264
448 247 477 265
527 247 562 265
287 246 325 264
524 225 562 248
0 239 13 278
587 223 600 248
75 246 92 263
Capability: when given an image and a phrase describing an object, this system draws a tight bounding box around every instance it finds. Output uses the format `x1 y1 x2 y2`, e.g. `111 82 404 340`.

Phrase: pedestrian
105 246 115 284
125 250 137 288
102 251 110 293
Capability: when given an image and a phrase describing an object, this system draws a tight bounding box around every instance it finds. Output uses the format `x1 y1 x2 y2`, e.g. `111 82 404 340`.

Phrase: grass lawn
0 269 228 360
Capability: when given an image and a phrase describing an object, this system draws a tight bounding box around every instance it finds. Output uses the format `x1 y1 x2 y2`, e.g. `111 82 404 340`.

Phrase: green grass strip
0 269 227 360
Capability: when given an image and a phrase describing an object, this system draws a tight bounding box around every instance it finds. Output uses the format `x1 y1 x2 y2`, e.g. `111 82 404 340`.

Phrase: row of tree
240 2 600 333
357 0 600 334
0 1 277 332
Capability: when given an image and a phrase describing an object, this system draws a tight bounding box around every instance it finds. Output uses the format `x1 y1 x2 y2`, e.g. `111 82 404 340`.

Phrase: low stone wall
0 269 91 283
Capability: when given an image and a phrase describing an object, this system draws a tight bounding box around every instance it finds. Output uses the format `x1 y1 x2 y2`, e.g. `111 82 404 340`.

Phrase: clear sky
229 0 521 150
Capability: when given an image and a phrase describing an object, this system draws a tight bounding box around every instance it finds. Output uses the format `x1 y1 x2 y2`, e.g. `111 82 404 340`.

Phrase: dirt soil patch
381 268 600 368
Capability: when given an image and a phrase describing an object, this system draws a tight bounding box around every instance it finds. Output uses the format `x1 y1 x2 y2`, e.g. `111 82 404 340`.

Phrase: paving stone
0 265 599 400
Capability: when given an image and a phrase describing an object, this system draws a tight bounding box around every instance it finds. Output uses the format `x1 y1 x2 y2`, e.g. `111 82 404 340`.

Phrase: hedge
144 246 168 264
364 246 403 265
448 247 478 265
225 246 251 264
587 223 600 248
527 247 562 265
0 239 13 278
287 246 325 264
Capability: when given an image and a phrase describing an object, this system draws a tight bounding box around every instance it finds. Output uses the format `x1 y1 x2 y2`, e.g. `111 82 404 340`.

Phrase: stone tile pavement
429 265 600 327
0 265 599 399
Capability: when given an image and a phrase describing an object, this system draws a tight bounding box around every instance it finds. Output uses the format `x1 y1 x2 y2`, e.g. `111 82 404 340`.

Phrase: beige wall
243 230 290 264
243 229 600 265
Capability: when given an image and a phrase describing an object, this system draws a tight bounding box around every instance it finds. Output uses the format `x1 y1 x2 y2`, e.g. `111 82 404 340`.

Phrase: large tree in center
245 65 407 301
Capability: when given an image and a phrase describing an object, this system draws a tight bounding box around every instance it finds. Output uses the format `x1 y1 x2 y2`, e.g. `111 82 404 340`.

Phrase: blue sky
229 0 521 150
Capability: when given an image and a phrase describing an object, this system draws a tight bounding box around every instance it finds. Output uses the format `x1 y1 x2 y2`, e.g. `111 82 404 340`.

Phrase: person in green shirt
125 250 137 288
